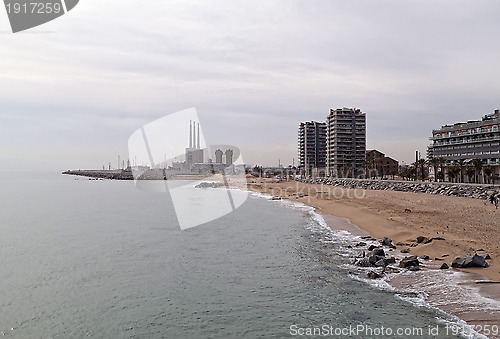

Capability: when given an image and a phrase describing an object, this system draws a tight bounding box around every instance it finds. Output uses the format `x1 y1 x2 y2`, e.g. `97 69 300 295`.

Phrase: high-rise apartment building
428 109 500 167
326 108 366 176
298 121 327 176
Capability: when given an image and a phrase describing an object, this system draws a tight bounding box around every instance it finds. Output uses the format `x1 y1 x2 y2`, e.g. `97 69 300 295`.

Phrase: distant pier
62 170 134 180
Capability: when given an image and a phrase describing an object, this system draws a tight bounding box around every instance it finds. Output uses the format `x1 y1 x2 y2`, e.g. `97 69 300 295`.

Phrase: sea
0 172 489 338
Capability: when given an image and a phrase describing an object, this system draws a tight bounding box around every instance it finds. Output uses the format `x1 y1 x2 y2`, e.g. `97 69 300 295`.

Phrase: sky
1 0 500 170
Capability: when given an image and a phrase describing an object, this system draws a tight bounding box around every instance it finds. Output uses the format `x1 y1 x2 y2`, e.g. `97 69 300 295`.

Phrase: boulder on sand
399 256 420 268
416 236 427 244
451 254 489 268
371 248 385 257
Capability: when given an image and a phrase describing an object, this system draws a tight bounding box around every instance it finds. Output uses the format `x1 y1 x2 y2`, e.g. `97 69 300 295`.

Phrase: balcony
433 135 500 146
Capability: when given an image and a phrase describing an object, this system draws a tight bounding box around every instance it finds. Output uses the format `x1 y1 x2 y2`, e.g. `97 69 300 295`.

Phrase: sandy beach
247 178 500 336
248 178 500 282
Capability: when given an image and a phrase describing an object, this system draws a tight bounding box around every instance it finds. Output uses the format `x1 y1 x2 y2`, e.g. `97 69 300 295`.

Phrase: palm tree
409 166 417 181
457 159 466 183
437 157 447 181
472 158 483 184
448 165 461 183
466 166 475 183
430 157 440 182
484 165 493 184
414 159 427 181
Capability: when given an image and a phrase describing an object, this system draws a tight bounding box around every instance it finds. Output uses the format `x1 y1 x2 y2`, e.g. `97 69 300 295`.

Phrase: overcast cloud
1 0 500 170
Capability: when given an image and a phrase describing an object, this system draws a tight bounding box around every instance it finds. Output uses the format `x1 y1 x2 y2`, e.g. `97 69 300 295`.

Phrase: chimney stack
189 120 193 148
197 123 200 149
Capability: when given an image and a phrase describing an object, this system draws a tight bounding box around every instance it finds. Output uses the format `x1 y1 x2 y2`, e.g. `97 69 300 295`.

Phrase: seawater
0 172 469 338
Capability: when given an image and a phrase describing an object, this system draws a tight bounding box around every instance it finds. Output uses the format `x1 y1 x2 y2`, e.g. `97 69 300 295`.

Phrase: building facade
298 121 327 176
326 108 366 177
366 150 399 178
428 109 500 182
429 110 500 163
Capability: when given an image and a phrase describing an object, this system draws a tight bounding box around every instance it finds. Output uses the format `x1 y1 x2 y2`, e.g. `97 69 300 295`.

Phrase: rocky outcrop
451 254 489 268
299 177 500 200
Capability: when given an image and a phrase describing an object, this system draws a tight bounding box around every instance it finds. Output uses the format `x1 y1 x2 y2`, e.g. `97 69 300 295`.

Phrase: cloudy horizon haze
2 0 500 171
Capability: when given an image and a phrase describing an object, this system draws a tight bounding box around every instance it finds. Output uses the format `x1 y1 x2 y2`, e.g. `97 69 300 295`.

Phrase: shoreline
247 179 500 338
248 179 499 282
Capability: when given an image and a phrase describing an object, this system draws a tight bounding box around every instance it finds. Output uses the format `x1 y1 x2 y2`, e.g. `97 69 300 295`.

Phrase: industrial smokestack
189 120 193 148
197 123 200 149
192 121 196 149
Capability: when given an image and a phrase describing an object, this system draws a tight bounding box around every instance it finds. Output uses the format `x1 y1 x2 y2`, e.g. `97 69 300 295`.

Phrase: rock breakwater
299 177 500 200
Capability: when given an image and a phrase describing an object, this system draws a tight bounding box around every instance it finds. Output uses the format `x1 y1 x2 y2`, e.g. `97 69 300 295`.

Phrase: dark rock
355 242 367 247
424 238 433 244
408 266 421 271
385 257 396 265
410 243 418 247
484 254 491 260
477 248 485 252
440 263 449 269
368 245 378 251
432 237 446 241
416 236 427 244
355 258 371 267
396 242 410 246
371 248 385 257
369 255 385 265
367 271 382 279
452 256 465 268
399 256 420 268
375 259 387 267
434 257 444 261
401 249 410 253
452 254 489 268
419 255 430 260
469 255 489 267
381 237 393 246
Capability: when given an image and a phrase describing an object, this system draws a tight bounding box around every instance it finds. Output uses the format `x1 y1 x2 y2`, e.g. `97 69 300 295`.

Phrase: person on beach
489 193 496 205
